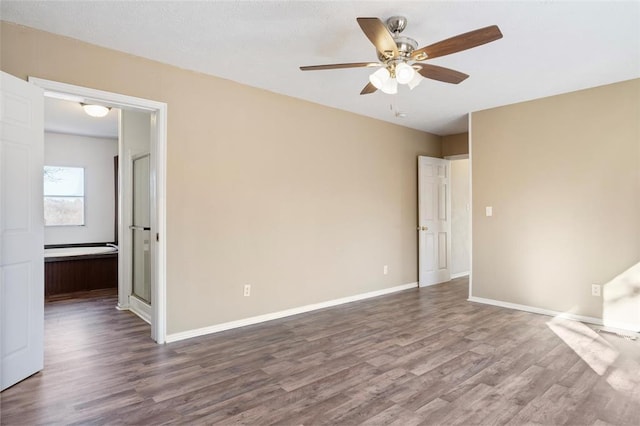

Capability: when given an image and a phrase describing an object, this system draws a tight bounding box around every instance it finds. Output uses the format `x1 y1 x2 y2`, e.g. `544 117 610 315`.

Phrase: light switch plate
486 206 493 217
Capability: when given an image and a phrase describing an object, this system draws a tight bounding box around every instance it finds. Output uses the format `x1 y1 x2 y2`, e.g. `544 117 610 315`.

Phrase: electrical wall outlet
591 284 601 297
244 284 251 297
383 265 388 275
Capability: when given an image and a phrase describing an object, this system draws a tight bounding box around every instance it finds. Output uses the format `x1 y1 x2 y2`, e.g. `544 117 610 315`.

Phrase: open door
0 71 45 390
418 156 451 287
130 153 152 322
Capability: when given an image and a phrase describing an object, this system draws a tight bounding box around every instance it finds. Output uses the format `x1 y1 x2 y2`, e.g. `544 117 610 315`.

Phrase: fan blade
357 17 398 59
300 62 381 71
412 25 503 60
416 64 469 84
360 82 377 95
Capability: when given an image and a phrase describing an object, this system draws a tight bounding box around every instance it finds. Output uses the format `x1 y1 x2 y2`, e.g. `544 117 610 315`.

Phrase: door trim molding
468 113 474 300
29 77 168 344
129 295 151 324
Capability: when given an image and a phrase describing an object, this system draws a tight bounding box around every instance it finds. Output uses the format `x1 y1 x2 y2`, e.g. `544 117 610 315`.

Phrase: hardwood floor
1 278 639 425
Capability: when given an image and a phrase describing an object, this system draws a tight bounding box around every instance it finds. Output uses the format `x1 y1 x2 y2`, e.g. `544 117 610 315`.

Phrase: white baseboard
451 272 470 279
128 295 151 324
468 296 639 333
115 303 129 311
166 282 418 343
600 320 640 334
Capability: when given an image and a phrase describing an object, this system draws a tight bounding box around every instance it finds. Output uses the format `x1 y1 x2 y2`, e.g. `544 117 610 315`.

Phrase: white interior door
418 156 451 287
0 72 44 391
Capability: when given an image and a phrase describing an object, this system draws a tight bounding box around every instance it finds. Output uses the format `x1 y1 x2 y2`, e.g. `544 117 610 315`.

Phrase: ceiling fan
300 16 503 95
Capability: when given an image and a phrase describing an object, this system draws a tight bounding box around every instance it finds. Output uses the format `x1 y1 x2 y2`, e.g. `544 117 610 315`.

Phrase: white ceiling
3 1 639 136
45 97 119 139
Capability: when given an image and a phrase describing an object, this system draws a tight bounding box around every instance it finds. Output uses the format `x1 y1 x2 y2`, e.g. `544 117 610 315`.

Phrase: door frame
468 113 474 300
29 77 168 343
443 154 471 281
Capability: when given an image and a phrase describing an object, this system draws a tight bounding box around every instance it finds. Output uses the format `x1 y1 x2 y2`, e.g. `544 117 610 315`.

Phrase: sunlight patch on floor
603 262 640 331
546 317 617 376
547 316 640 398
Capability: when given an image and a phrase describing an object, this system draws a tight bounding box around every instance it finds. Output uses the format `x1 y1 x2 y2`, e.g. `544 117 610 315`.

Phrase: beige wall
1 22 442 334
442 132 468 157
471 79 640 329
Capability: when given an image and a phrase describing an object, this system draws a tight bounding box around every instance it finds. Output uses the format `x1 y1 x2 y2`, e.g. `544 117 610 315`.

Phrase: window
43 166 85 226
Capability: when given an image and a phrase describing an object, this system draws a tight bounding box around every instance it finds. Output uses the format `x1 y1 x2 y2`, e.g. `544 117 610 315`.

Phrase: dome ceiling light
81 103 111 118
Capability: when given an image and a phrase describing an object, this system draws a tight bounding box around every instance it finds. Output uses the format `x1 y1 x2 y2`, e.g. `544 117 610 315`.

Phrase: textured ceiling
3 1 639 136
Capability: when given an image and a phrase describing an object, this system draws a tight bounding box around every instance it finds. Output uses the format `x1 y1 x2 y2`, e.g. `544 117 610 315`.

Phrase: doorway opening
417 154 471 289
30 77 168 343
447 155 471 281
417 156 452 287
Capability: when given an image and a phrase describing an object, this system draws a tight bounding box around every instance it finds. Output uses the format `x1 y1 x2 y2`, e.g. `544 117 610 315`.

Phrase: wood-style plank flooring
1 278 639 425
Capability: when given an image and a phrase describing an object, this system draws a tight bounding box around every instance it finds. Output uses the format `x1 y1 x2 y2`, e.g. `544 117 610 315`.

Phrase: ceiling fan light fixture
395 62 415 84
380 77 398 94
299 17 503 96
81 103 111 118
369 67 391 90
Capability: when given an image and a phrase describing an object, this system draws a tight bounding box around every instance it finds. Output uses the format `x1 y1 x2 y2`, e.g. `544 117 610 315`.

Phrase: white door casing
418 156 451 287
0 72 44 391
28 77 168 343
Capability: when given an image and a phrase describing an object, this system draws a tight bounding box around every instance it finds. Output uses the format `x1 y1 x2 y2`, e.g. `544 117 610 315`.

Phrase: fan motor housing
395 36 418 57
375 16 419 61
386 16 408 34
377 35 418 61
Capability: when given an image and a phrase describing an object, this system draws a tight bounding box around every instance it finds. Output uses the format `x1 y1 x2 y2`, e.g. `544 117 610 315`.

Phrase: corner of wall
442 132 469 158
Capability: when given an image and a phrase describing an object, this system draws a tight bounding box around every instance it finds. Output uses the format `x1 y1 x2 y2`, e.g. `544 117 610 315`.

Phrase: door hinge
156 233 159 242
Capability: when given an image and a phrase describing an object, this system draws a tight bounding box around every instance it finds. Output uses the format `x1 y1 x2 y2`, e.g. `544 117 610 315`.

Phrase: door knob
418 226 429 231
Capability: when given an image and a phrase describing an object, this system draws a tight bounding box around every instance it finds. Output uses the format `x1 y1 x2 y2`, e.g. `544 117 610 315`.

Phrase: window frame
43 165 86 227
